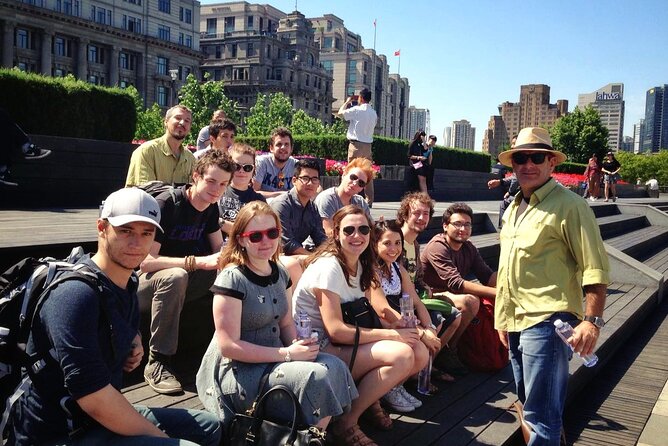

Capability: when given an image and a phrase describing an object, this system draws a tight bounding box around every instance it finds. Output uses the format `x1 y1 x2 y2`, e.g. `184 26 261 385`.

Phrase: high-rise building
451 120 475 150
443 126 452 147
387 74 410 139
633 119 645 154
642 85 668 153
620 136 633 152
578 83 625 151
482 116 508 158
1 0 201 107
309 14 407 138
407 106 428 138
199 3 333 123
482 84 568 155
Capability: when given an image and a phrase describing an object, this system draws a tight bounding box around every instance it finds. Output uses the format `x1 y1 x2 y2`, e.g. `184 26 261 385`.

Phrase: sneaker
381 386 415 413
612 196 617 202
23 143 51 160
0 169 18 187
144 359 182 394
397 385 422 408
434 348 469 377
589 196 596 202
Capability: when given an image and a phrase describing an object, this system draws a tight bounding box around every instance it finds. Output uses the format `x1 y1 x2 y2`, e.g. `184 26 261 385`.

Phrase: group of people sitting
8 104 505 446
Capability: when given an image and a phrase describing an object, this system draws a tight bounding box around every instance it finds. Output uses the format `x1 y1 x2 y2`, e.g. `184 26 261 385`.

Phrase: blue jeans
47 406 222 446
508 313 573 446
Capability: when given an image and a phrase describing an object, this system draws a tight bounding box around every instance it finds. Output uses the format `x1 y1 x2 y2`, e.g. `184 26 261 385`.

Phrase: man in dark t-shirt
9 188 221 445
421 202 497 373
137 150 236 395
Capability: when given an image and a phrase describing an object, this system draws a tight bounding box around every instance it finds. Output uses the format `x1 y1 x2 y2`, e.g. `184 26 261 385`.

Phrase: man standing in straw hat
495 127 609 445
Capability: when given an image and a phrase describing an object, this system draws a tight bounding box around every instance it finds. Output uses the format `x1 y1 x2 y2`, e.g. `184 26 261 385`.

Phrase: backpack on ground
0 247 107 436
457 296 509 373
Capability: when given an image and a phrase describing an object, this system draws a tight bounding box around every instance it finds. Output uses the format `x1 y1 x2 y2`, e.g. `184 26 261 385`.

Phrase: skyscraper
578 83 625 151
642 85 668 153
407 106 428 138
633 119 645 154
451 120 475 150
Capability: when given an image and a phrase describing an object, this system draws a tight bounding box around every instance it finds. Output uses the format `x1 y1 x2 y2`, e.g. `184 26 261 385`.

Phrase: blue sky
202 0 668 150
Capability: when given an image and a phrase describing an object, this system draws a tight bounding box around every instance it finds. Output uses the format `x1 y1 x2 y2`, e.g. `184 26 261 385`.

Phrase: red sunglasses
240 227 280 243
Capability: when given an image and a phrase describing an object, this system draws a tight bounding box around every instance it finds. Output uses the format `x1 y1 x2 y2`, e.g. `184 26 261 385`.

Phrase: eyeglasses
296 175 320 184
235 163 254 173
449 222 472 230
349 173 367 188
240 227 280 243
277 171 285 189
342 225 371 236
511 152 549 165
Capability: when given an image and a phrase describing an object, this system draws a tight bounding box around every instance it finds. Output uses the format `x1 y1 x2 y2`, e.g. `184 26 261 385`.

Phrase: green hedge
236 134 492 172
555 161 587 174
0 68 136 142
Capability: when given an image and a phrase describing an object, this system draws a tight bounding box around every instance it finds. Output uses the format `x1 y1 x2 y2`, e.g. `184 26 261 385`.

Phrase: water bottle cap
553 319 564 328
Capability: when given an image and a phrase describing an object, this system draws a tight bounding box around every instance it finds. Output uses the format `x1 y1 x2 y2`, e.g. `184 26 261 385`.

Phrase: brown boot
513 401 533 444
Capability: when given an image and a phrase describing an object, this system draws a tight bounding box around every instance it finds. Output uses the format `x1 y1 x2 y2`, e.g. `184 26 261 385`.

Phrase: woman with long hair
314 158 375 236
196 202 356 436
583 153 601 201
601 151 621 202
408 131 428 194
293 205 428 446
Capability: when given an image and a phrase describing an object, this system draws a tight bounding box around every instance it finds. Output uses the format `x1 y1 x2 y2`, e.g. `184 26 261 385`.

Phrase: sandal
330 423 378 446
360 400 393 431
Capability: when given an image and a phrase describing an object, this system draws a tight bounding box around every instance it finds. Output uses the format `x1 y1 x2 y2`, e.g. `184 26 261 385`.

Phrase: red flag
394 49 401 56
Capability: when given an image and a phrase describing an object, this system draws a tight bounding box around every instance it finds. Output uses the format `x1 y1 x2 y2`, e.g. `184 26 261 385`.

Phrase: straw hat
498 127 567 167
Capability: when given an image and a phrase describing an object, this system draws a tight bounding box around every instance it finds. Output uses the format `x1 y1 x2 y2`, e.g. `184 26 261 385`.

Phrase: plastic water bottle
417 355 433 395
296 310 312 340
554 319 598 367
399 292 416 327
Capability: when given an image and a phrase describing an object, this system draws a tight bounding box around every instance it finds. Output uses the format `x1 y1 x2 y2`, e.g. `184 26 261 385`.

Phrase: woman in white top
293 205 428 446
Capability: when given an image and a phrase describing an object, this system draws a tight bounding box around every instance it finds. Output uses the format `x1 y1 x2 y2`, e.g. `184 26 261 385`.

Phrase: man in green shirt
125 105 195 187
495 127 609 445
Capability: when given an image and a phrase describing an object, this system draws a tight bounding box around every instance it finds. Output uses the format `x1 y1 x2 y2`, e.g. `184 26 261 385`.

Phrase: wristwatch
583 315 606 329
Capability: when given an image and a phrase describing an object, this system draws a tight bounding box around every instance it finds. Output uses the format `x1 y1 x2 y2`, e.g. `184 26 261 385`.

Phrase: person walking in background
495 127 609 445
0 107 51 187
601 151 621 202
583 154 601 201
408 131 428 195
424 135 437 192
337 88 377 206
196 109 227 151
125 105 194 187
488 174 520 229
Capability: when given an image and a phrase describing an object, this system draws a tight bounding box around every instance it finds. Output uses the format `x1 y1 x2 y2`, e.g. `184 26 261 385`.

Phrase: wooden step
597 214 648 239
606 226 668 260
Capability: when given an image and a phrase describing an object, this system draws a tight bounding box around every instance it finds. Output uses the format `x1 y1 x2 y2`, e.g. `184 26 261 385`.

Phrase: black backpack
0 247 110 436
135 180 186 205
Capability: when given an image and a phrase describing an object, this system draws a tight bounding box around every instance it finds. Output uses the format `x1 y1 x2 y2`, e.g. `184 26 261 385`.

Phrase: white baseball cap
100 188 163 232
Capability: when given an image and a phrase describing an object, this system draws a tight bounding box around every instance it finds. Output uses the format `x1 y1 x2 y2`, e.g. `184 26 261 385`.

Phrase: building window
321 60 333 74
247 15 254 28
158 25 170 42
323 37 332 49
54 37 72 57
308 53 314 66
158 0 170 14
247 42 254 56
206 18 217 35
347 60 356 83
91 6 112 25
53 67 65 77
275 69 282 81
230 43 237 58
119 52 136 70
179 7 192 24
224 17 235 33
56 0 80 17
185 35 192 48
123 15 142 33
88 44 104 64
15 29 34 50
124 0 141 5
215 45 221 58
305 74 309 87
265 44 271 58
157 56 168 75
157 85 168 106
178 32 184 45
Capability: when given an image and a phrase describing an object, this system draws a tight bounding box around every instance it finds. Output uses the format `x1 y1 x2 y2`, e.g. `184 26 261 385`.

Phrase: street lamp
169 69 179 105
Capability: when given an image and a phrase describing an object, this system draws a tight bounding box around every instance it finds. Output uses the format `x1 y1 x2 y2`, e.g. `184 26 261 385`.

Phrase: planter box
320 175 341 189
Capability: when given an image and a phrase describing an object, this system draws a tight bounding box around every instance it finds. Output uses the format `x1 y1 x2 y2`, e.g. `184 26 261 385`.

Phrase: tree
177 73 239 145
291 109 326 135
127 86 164 140
244 92 294 136
549 106 609 164
615 150 668 185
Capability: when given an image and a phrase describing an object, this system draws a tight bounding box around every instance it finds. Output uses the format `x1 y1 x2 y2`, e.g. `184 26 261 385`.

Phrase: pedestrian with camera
336 88 378 207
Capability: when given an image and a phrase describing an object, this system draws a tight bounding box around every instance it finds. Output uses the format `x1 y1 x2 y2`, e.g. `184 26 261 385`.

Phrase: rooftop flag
394 49 401 56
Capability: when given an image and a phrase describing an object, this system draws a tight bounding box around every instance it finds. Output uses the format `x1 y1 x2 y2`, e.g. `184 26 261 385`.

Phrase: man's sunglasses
240 227 280 243
511 152 549 165
235 163 254 173
342 225 371 236
349 173 367 188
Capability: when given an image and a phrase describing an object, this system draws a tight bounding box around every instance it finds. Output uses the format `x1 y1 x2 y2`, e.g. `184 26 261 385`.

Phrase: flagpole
398 52 401 76
372 19 377 105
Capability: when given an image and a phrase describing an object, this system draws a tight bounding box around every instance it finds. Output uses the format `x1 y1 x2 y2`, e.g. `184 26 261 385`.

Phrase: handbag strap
245 363 275 415
251 385 304 445
348 324 360 373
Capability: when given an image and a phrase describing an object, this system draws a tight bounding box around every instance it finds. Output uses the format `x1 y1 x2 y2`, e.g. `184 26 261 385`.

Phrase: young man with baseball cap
8 187 221 445
495 127 609 445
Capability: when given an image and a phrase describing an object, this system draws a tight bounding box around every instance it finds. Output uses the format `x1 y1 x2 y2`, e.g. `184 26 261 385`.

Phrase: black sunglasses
240 227 280 243
511 152 549 165
342 225 371 236
349 173 367 188
235 163 254 173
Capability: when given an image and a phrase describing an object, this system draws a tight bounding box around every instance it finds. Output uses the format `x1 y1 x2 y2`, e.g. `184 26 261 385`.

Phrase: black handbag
340 297 382 372
228 384 326 446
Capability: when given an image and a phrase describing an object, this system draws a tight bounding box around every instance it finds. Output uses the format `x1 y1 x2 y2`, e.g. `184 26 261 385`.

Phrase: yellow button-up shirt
125 134 195 187
495 178 610 332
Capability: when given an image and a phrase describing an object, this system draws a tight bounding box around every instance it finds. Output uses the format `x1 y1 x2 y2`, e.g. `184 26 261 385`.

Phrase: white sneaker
397 385 422 408
381 386 415 412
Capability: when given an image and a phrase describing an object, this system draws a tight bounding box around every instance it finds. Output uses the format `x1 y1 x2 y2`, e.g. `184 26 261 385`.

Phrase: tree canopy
549 106 609 164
